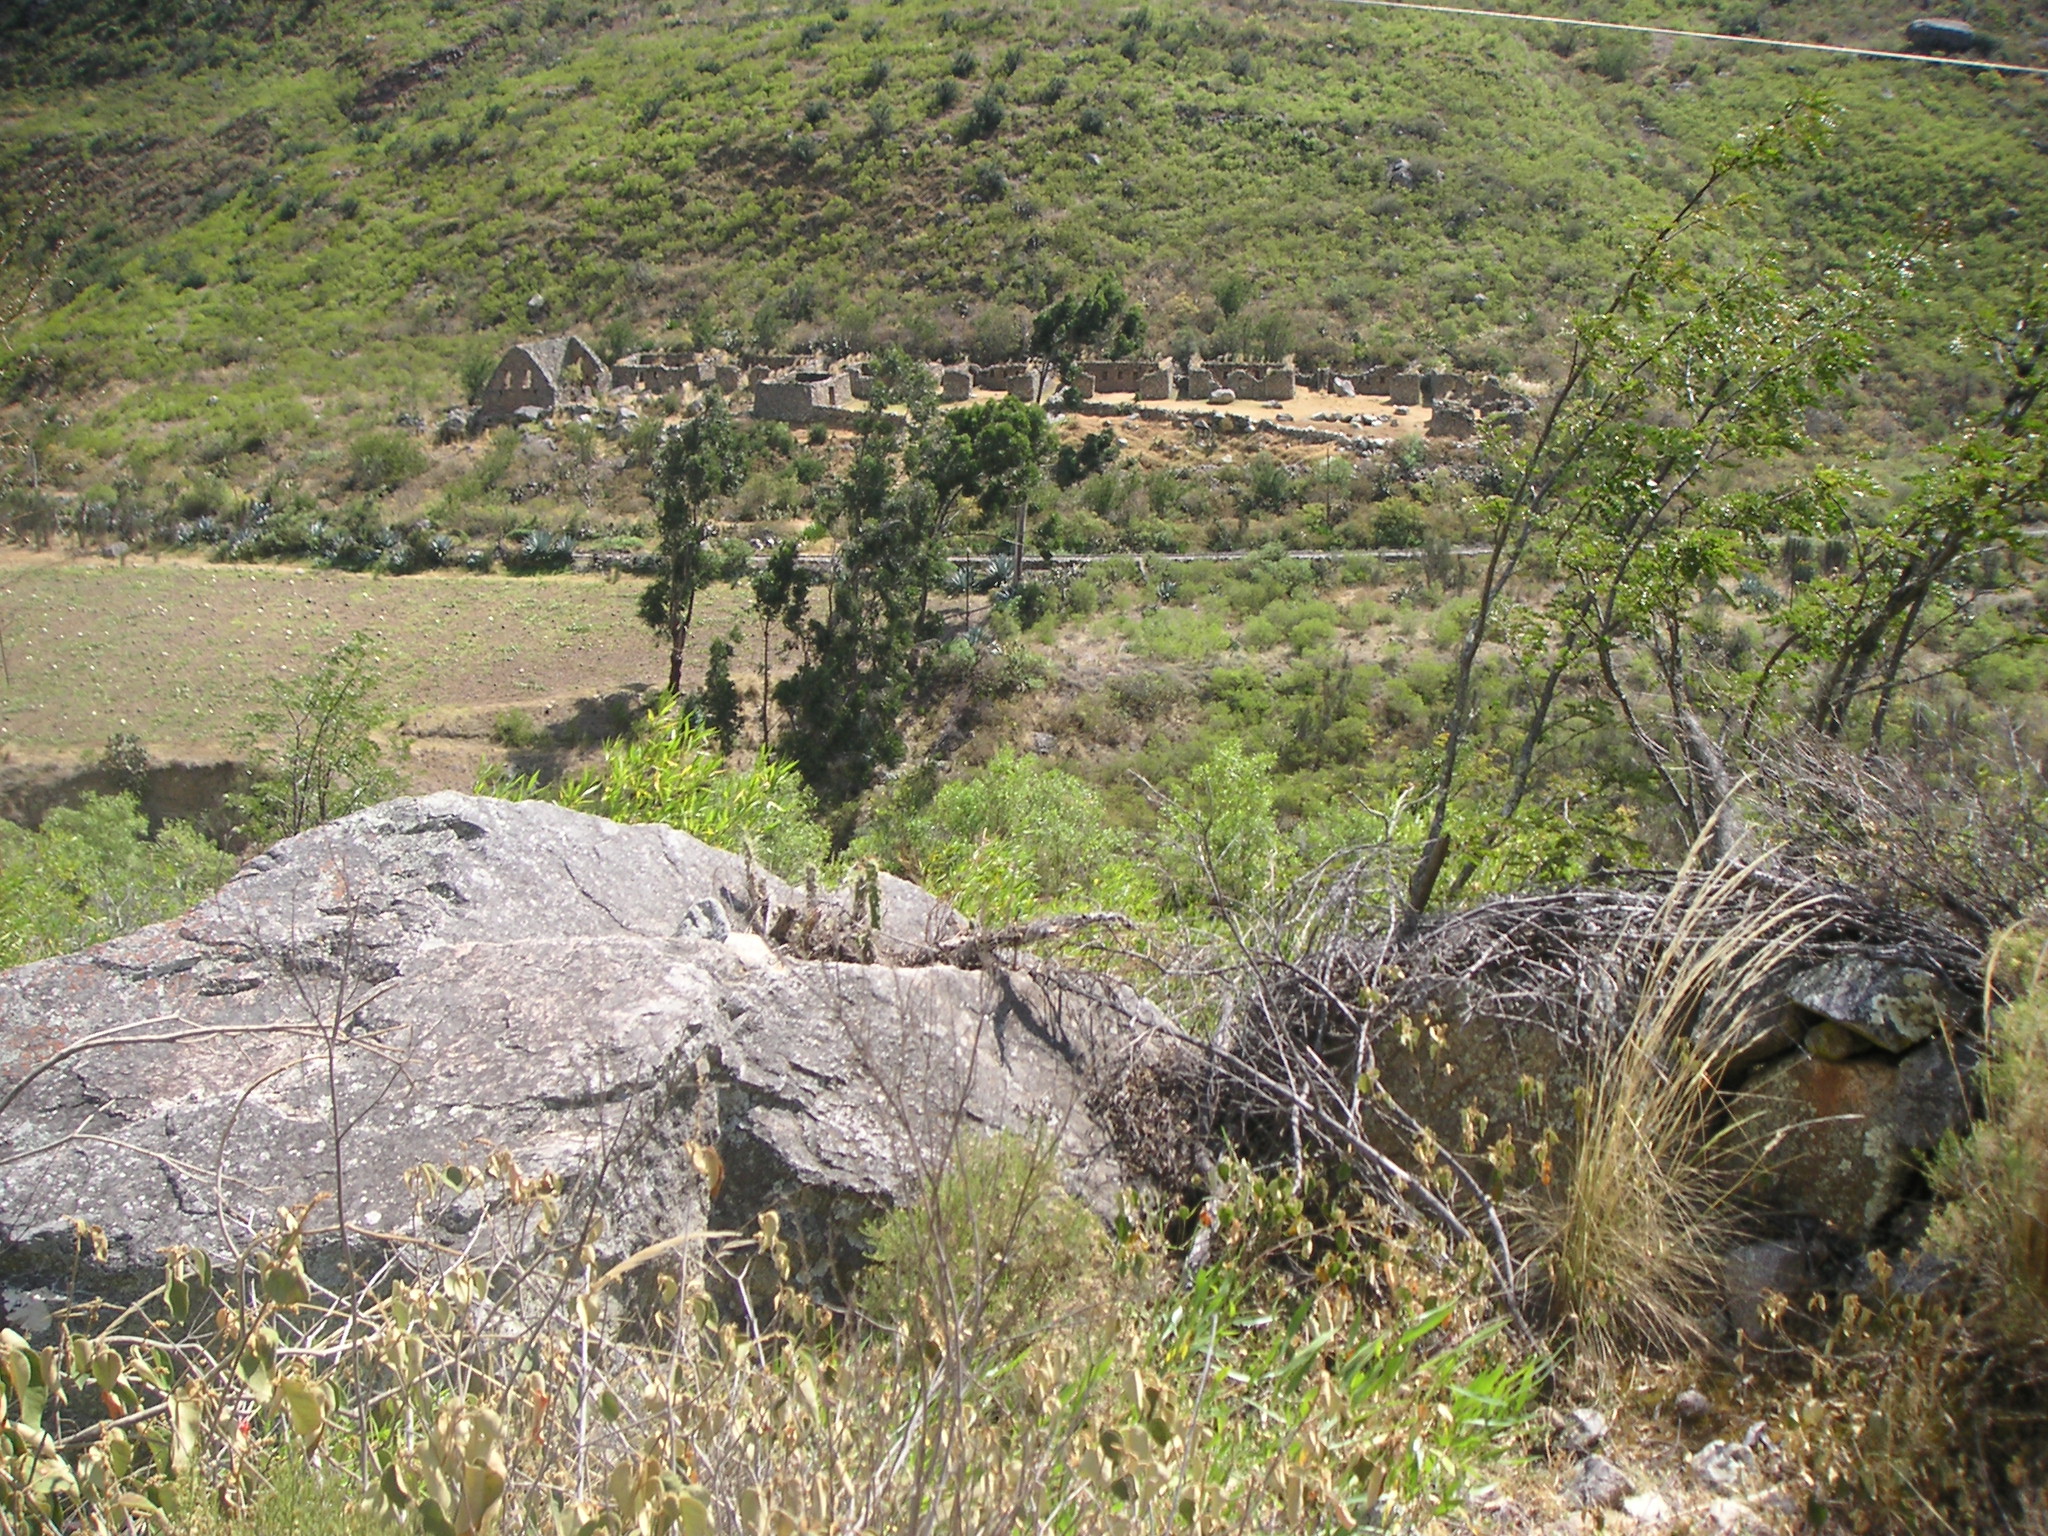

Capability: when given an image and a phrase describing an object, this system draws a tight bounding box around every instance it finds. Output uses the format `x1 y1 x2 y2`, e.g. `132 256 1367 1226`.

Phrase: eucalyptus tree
641 391 748 696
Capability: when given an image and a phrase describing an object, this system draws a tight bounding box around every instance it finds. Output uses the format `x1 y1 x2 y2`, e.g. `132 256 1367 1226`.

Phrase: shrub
1370 501 1427 548
932 77 960 112
345 430 428 493
861 1130 1109 1353
483 700 828 877
1077 103 1105 135
457 342 499 403
1588 36 1643 80
0 794 236 966
230 632 403 844
1132 605 1227 661
1150 737 1290 912
949 48 977 77
853 749 1155 923
492 709 547 750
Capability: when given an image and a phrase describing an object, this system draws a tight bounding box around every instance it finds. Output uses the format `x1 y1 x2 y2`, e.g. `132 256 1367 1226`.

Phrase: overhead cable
1325 0 2048 78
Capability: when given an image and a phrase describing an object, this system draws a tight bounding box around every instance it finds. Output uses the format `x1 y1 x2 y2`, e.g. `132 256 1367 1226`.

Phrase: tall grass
1 1141 1538 1534
1525 845 1829 1371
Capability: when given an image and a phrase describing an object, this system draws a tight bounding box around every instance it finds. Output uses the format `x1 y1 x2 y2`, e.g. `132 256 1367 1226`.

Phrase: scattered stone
1555 1406 1609 1453
1784 955 1969 1054
1622 1490 1673 1525
1567 1455 1636 1512
1028 732 1056 756
1689 1440 1758 1497
1333 376 1356 397
1673 1388 1712 1423
526 291 548 319
1387 156 1417 189
1208 388 1236 405
1723 1240 1812 1337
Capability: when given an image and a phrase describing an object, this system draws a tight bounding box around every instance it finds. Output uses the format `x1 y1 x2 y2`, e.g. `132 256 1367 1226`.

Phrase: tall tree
1398 101 1914 922
641 393 746 695
1029 276 1146 396
930 395 1052 581
748 539 812 748
775 357 958 808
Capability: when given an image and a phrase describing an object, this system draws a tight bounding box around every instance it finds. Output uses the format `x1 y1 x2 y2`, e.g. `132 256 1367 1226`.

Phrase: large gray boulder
0 794 1164 1308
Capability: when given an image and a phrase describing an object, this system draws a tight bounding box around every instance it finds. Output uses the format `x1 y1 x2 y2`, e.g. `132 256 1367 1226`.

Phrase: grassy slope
3 0 2046 498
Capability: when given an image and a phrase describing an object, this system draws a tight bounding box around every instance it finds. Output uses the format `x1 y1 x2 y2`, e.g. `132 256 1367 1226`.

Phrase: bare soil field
0 551 753 792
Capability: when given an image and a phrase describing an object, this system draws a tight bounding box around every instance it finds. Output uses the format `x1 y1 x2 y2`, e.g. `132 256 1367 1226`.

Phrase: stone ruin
460 336 1536 440
474 334 611 427
752 370 858 424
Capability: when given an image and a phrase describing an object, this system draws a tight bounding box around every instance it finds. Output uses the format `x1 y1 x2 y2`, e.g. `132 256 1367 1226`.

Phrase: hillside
3 0 2046 505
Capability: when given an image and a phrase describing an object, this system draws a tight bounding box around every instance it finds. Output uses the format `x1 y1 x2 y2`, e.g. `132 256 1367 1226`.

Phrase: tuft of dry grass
1524 844 1830 1374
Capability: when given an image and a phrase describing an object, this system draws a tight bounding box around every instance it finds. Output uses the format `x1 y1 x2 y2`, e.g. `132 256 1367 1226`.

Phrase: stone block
1389 371 1424 407
1426 403 1476 439
1785 956 1971 1054
940 367 974 401
1136 367 1173 400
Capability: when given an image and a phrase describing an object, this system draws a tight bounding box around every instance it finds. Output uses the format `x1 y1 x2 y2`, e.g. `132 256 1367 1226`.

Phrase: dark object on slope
1905 18 1998 56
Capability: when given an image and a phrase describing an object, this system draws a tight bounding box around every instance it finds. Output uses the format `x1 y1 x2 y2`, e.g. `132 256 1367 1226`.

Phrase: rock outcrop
0 794 1166 1307
1255 882 1982 1275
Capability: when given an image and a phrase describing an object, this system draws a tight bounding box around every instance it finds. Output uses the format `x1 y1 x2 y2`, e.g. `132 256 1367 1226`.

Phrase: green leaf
260 1259 311 1310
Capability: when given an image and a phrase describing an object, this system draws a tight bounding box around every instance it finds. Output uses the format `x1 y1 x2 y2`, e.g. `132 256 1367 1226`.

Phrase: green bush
482 698 828 877
1132 605 1227 661
492 709 547 750
345 430 429 493
853 749 1156 923
0 794 235 966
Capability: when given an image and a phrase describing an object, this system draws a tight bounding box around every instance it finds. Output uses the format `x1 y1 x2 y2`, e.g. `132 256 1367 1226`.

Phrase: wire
1324 0 2048 78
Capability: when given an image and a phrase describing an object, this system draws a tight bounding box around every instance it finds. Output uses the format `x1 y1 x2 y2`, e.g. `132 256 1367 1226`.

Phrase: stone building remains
475 335 610 425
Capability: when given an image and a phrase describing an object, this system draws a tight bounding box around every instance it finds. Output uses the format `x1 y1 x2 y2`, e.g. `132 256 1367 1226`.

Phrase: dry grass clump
0 1137 1539 1535
1520 849 1830 1373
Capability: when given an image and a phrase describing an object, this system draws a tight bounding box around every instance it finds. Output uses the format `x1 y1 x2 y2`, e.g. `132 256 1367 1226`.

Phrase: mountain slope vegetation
2 0 2045 489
